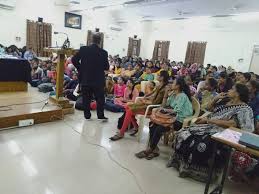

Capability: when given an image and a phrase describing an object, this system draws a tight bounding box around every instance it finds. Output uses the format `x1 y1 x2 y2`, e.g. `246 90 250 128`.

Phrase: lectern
44 47 77 114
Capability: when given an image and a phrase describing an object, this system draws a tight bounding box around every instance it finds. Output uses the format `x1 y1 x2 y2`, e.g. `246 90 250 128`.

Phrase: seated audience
198 64 207 80
145 81 156 95
140 67 155 81
121 64 135 78
196 71 213 93
185 76 197 96
6 45 21 57
157 62 172 76
178 64 189 77
196 77 218 111
133 63 143 79
236 72 250 84
114 79 139 108
154 61 161 72
64 73 79 101
209 66 219 79
114 77 126 98
135 77 193 160
110 70 169 141
247 80 259 131
218 71 233 93
114 60 122 75
24 47 36 60
105 76 114 96
146 61 156 73
167 83 254 182
31 58 43 87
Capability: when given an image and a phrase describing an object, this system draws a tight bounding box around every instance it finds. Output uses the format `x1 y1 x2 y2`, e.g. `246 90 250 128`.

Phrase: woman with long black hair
135 77 193 160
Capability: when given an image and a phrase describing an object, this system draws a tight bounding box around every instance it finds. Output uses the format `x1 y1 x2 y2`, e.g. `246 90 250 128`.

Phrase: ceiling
65 0 259 22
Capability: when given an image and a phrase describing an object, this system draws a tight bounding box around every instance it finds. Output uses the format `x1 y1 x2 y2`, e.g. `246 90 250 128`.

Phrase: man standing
72 34 109 121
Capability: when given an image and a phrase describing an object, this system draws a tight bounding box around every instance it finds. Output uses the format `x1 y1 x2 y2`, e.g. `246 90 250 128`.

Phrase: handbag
150 107 177 127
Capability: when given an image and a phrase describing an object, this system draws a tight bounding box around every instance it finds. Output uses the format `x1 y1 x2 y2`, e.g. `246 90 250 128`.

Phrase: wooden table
204 128 259 194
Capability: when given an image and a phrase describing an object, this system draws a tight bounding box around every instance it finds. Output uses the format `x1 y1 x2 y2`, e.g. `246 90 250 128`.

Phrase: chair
134 97 161 142
163 97 201 145
182 97 201 127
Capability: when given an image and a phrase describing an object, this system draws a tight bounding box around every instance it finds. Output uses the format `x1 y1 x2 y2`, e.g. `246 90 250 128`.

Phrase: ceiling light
92 6 107 10
141 19 154 22
171 17 188 20
211 14 235 18
69 0 80 4
142 15 154 18
124 0 168 6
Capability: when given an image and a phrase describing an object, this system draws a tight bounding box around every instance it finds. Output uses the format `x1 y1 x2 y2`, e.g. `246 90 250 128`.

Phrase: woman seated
135 78 193 160
109 70 169 141
140 67 155 81
185 76 197 96
120 64 135 78
218 71 233 93
196 77 218 112
247 80 259 133
113 77 126 98
114 79 139 108
105 76 114 96
167 83 254 182
145 81 156 95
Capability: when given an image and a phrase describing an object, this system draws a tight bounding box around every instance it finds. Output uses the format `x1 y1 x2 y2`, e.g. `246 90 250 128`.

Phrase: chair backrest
191 97 201 117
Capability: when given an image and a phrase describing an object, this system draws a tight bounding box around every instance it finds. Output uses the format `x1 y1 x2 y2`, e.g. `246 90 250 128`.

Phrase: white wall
139 16 259 72
0 0 89 48
1 0 259 72
0 0 139 56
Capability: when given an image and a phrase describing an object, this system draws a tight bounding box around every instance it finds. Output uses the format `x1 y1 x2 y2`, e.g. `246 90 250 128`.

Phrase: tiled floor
0 110 257 194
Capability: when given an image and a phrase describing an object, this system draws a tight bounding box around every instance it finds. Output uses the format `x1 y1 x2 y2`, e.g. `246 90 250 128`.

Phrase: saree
168 104 255 182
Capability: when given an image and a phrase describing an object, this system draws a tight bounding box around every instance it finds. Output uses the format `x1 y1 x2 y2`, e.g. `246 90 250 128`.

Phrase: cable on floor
63 120 147 194
0 97 50 108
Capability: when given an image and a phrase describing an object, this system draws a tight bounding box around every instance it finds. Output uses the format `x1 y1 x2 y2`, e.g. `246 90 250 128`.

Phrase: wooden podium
44 47 77 114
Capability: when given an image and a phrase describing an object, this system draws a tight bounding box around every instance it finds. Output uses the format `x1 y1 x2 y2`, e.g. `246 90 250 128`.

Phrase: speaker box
38 17 43 23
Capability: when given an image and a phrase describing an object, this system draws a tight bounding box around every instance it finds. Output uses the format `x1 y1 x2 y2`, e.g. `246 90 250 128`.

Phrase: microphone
54 32 70 49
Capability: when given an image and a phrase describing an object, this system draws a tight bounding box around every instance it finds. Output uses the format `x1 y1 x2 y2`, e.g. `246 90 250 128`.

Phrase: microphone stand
62 35 70 49
54 32 70 49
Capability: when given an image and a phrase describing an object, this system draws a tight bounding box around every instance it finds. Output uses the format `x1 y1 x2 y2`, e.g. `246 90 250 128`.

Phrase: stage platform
0 86 73 129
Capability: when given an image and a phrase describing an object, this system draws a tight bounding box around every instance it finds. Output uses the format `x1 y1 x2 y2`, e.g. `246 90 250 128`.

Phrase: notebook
239 133 259 150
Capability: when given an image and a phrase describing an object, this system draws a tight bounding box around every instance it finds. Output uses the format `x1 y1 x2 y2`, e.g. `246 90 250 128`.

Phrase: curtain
127 37 134 57
160 41 170 61
153 41 170 61
136 39 141 57
185 41 207 65
128 38 141 57
87 31 104 48
26 20 52 57
152 40 160 60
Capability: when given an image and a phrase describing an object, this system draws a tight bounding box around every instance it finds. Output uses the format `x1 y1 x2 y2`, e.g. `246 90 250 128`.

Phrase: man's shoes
98 116 108 122
84 114 92 121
